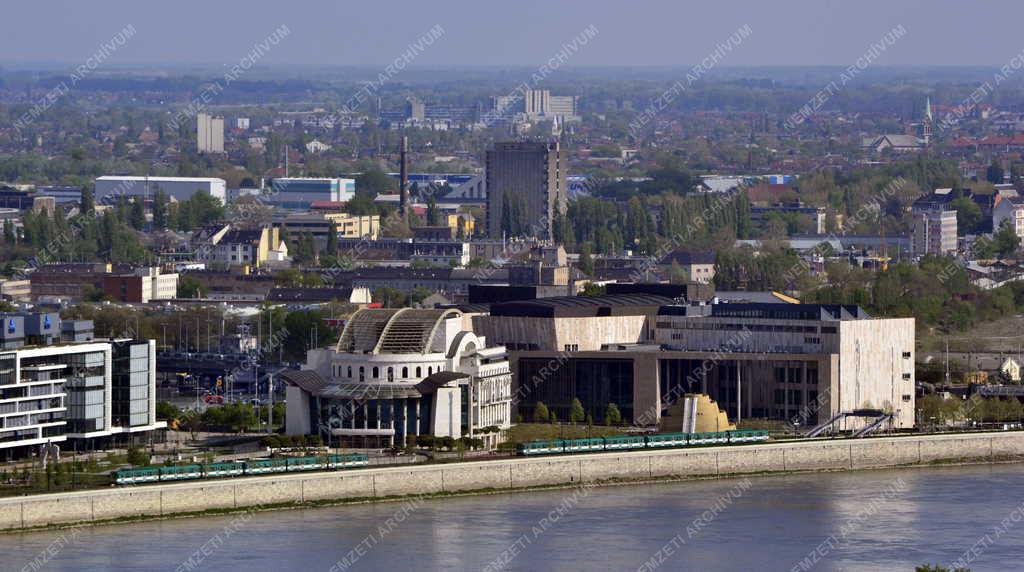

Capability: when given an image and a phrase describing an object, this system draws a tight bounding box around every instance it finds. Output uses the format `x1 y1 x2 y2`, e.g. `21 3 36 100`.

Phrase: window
402 367 408 378
387 367 394 382
372 367 379 379
901 394 912 402
358 366 365 382
428 367 433 376
902 352 911 359
902 373 911 380
416 366 421 377
347 366 352 378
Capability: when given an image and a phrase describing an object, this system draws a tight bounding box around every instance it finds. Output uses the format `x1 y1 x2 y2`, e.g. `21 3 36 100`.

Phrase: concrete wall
3 431 1024 532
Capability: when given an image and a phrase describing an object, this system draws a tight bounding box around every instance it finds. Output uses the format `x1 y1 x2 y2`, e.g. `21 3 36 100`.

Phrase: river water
3 463 1022 572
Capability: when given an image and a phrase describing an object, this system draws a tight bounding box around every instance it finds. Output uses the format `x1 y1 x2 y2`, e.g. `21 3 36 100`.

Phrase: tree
605 403 622 426
2 219 14 244
153 191 169 229
987 159 1005 184
156 401 181 421
354 165 394 196
325 222 338 254
373 286 407 308
578 243 594 275
177 276 207 299
949 196 983 236
426 196 441 226
126 446 150 467
993 221 1021 258
533 401 550 423
569 398 585 424
81 188 95 214
129 199 146 230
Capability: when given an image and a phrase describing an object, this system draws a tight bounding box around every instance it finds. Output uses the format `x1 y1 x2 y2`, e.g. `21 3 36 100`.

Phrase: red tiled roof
310 201 348 209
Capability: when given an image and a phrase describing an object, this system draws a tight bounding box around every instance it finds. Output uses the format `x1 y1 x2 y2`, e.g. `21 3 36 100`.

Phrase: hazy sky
2 0 1022 68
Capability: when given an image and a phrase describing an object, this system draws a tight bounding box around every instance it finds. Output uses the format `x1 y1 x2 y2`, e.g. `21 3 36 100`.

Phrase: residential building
29 264 177 303
485 141 566 239
197 113 225 154
283 308 512 448
0 313 164 458
912 195 958 256
1000 357 1021 382
659 251 716 284
492 90 579 121
993 194 1024 238
266 287 372 305
862 134 923 153
0 279 31 302
276 212 380 249
101 267 179 303
94 176 227 204
195 226 287 269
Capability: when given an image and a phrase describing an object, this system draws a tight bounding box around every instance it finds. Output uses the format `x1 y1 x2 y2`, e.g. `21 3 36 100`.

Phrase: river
2 463 1022 572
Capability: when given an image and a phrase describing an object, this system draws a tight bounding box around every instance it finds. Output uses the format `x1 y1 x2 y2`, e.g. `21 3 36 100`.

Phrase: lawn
506 423 625 443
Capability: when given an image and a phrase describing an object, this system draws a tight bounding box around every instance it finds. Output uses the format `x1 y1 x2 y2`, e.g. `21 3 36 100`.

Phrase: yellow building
326 213 381 240
447 213 475 237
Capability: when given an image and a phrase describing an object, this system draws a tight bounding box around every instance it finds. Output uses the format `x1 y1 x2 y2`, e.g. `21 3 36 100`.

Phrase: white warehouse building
94 176 227 204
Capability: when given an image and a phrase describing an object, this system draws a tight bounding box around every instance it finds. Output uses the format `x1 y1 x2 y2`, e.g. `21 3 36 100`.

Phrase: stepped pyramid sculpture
659 393 736 433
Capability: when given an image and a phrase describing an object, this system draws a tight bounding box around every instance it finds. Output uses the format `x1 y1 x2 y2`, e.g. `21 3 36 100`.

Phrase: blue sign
43 315 51 330
7 319 15 334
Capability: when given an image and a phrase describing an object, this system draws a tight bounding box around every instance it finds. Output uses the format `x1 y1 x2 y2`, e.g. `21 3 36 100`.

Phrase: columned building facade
284 309 512 448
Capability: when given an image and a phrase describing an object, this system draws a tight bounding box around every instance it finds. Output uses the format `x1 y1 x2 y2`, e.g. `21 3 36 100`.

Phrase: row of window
664 322 826 334
332 363 446 382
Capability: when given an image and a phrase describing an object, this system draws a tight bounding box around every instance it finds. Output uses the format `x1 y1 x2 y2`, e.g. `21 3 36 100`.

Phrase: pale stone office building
472 293 915 431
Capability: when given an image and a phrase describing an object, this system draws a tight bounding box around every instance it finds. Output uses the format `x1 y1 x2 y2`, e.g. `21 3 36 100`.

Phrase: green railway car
563 438 605 453
204 462 246 478
113 467 160 485
728 430 769 443
689 432 729 446
517 439 563 455
327 453 369 468
159 464 203 481
286 456 327 471
645 432 689 448
603 435 646 451
244 458 290 475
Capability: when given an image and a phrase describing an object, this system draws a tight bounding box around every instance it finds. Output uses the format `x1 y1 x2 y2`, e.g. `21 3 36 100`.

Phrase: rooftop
489 294 673 318
336 308 461 354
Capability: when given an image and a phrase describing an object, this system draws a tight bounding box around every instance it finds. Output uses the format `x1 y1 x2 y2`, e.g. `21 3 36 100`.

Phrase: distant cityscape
4 4 1024 569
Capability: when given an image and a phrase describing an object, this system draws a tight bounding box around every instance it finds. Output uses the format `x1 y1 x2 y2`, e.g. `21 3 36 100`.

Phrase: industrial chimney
399 136 409 215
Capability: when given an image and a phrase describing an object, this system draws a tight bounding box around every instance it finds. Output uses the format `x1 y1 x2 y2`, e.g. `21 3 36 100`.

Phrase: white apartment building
0 336 164 457
197 113 225 154
993 195 1024 239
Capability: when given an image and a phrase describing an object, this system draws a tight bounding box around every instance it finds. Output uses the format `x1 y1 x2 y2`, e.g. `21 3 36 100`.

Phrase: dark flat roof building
485 141 566 239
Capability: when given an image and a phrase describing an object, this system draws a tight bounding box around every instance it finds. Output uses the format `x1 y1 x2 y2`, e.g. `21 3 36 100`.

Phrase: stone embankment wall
2 431 1021 531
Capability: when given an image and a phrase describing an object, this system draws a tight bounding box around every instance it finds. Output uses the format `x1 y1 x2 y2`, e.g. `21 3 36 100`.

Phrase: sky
2 0 1023 68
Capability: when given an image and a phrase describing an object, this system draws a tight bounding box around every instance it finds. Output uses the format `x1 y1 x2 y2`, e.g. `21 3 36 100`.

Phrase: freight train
516 429 769 456
113 453 369 485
